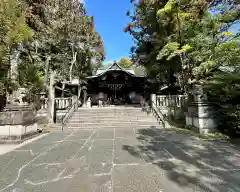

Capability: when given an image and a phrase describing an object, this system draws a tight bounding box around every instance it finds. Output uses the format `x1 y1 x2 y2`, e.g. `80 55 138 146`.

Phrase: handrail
61 101 77 131
151 101 168 128
140 97 169 129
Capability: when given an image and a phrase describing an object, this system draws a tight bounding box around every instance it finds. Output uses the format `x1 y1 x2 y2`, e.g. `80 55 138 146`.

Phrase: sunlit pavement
0 126 240 192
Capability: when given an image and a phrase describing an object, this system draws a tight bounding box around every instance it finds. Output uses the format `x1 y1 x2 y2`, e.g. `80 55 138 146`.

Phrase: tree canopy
0 0 105 108
117 57 133 68
126 0 240 135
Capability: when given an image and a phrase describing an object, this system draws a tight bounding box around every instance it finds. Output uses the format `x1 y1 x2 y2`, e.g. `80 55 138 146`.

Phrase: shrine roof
87 62 147 79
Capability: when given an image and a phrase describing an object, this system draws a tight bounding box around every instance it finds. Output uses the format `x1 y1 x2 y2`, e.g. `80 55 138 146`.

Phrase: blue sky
84 0 134 64
84 1 239 64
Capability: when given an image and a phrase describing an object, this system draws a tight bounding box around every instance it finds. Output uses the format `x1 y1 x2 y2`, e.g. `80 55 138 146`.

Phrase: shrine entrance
106 84 132 105
84 62 152 106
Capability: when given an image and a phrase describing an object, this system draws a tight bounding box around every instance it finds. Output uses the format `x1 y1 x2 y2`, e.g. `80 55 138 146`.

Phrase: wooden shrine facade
85 62 152 105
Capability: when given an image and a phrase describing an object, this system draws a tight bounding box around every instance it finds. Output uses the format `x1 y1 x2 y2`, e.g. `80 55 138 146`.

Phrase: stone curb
0 129 50 144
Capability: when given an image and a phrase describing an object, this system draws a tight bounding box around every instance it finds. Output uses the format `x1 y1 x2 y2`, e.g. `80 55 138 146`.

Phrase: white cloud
79 0 85 5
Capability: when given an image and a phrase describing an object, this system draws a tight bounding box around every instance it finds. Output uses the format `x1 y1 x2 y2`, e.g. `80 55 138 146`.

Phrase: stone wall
0 106 39 143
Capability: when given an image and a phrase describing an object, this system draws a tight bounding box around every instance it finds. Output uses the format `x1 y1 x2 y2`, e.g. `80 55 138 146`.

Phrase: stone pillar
150 94 156 106
86 97 91 108
82 90 87 108
72 95 78 110
185 84 217 134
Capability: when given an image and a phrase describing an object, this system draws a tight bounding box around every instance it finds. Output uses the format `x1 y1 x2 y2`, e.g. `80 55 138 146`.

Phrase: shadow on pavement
122 126 240 192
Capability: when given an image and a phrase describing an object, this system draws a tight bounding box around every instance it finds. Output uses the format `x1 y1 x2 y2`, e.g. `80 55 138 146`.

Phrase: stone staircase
61 106 162 130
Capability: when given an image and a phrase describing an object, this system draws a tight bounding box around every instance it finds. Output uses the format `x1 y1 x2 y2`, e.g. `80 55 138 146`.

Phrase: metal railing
61 101 77 131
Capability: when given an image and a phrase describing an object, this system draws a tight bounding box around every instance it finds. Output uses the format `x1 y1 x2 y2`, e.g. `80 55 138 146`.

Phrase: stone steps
58 107 160 130
70 116 154 120
66 122 160 127
65 124 161 129
68 119 158 124
72 112 152 118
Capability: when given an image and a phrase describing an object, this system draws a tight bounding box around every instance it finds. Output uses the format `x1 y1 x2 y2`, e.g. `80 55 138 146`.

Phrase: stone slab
114 138 145 164
0 109 35 125
1 128 240 192
115 128 136 138
92 129 114 139
113 164 163 192
0 151 35 188
65 171 111 192
75 140 113 174
33 140 87 165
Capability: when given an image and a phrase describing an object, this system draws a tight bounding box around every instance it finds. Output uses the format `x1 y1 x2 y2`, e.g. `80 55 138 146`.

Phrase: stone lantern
185 84 217 134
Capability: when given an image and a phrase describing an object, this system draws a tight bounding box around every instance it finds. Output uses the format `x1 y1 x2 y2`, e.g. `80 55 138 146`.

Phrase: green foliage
0 0 105 108
0 0 33 95
117 57 133 68
205 72 240 136
126 0 240 135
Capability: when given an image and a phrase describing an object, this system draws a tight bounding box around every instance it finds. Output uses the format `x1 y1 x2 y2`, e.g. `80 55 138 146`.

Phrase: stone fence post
72 95 78 110
150 94 156 107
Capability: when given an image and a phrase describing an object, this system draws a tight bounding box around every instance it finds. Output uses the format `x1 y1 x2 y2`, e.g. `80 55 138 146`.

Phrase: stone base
185 102 217 134
0 104 42 143
0 123 42 144
185 115 216 134
0 105 35 125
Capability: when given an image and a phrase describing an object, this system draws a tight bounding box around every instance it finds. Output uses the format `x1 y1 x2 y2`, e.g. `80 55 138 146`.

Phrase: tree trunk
10 46 21 81
7 45 21 104
83 89 87 106
47 69 56 123
61 83 65 97
69 52 77 82
44 56 51 86
78 84 82 106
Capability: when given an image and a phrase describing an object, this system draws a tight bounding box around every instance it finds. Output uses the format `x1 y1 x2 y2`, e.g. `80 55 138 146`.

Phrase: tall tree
0 0 105 118
126 0 240 135
0 0 33 110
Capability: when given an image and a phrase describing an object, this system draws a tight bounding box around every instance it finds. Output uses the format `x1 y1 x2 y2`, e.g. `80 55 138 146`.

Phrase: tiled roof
95 63 147 77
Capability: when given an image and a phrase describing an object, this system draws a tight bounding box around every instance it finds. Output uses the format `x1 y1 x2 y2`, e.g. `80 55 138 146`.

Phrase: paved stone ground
0 126 240 192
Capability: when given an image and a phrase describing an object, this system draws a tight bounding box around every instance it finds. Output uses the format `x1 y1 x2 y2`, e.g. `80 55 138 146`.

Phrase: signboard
107 84 123 90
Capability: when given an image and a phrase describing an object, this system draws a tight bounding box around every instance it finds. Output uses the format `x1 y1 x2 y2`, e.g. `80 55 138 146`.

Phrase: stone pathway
0 126 240 192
